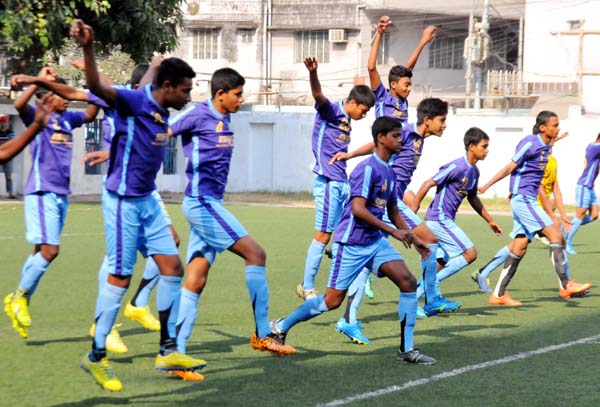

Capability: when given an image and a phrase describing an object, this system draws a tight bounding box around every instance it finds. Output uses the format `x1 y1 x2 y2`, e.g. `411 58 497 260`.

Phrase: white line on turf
317 333 600 407
0 232 104 240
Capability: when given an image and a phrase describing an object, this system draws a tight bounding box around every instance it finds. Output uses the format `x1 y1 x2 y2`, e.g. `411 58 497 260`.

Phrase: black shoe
269 319 288 344
324 248 333 259
397 348 436 364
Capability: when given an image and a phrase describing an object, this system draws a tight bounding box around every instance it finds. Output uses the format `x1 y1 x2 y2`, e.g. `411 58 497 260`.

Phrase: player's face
220 85 244 114
426 114 447 137
541 116 560 141
349 103 371 120
381 128 403 153
391 77 412 99
52 94 69 113
471 139 489 161
167 78 193 110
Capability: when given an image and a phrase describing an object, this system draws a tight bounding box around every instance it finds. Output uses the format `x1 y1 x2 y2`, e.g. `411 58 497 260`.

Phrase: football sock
95 256 110 316
345 269 368 324
421 243 439 305
563 250 571 280
278 294 328 333
436 255 469 293
399 291 417 352
566 217 583 245
480 245 510 279
93 283 126 350
130 258 160 307
582 214 594 225
302 239 326 290
157 275 182 346
175 288 200 354
549 243 569 289
245 265 270 337
493 251 522 297
19 252 50 299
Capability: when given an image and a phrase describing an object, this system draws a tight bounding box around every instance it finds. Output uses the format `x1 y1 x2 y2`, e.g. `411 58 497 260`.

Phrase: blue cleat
471 270 492 293
566 244 576 255
416 306 428 319
423 296 462 316
335 318 370 344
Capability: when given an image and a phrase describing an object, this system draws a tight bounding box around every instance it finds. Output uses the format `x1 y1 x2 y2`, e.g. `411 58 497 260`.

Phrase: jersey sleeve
63 111 87 130
315 98 337 121
349 163 373 200
373 83 387 102
114 87 142 117
169 105 197 136
468 167 480 192
590 143 600 160
511 140 534 166
21 105 36 127
86 91 110 109
432 162 458 186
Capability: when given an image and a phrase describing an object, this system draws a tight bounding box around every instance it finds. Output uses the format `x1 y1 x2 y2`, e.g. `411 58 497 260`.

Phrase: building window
428 35 464 70
163 136 178 175
192 29 220 60
373 31 390 65
84 119 103 175
294 31 329 63
238 28 255 44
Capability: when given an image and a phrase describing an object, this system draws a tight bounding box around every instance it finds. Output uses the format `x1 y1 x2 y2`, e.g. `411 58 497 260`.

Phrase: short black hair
463 127 489 150
532 111 557 134
130 63 149 87
154 58 196 88
388 65 412 87
210 68 245 98
372 116 402 145
416 98 448 125
347 85 375 108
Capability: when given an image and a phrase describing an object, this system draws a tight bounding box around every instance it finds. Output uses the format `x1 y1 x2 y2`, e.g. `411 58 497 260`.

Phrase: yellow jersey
538 155 557 204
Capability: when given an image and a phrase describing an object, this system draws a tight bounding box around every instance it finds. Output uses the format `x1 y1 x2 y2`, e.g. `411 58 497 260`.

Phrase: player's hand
390 228 412 249
82 150 109 167
329 152 351 165
478 185 488 194
33 94 55 127
556 131 569 142
70 19 94 47
489 221 503 236
11 74 37 89
70 59 86 71
422 25 438 43
38 67 57 81
377 16 392 34
304 57 318 72
561 215 572 233
150 54 166 68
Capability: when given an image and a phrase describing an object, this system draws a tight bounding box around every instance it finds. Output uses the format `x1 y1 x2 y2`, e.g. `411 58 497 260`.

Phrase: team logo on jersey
51 119 61 131
457 176 469 196
382 179 388 193
50 132 73 146
151 111 165 124
374 197 387 209
339 118 351 133
216 120 224 133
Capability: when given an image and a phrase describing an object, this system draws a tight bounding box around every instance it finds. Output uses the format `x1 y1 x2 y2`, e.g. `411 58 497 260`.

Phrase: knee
401 273 417 292
249 245 267 265
324 295 342 310
41 246 59 262
464 247 478 264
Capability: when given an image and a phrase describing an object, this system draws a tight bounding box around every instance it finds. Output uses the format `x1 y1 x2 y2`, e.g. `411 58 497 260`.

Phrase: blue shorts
313 175 349 232
152 190 172 226
103 190 178 276
397 198 422 230
426 219 473 260
327 237 403 290
24 192 68 245
509 194 553 241
575 184 598 208
183 195 248 264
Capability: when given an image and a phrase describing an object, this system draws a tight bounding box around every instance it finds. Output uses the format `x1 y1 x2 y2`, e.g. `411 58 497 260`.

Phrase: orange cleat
489 292 522 306
250 332 296 356
168 370 205 381
559 280 592 299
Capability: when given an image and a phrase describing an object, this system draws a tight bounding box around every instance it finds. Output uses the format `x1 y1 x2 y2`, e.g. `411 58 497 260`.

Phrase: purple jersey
425 157 479 221
21 107 86 195
104 85 171 197
169 100 233 199
391 123 425 197
87 87 128 150
576 143 600 188
311 99 352 182
373 83 408 124
334 153 396 245
509 134 550 197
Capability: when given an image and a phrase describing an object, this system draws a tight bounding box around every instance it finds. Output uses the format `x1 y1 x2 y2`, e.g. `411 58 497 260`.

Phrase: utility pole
464 0 490 109
464 0 475 108
474 0 490 109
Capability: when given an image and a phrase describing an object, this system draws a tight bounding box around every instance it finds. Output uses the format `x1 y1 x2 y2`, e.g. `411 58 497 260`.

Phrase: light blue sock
245 265 270 337
176 288 200 354
132 258 160 307
19 252 50 299
435 255 469 294
582 214 594 225
416 279 424 299
399 291 417 352
567 217 583 245
480 246 510 279
95 256 110 316
94 283 127 350
421 244 438 305
157 275 182 340
347 269 368 324
302 240 326 289
278 294 328 332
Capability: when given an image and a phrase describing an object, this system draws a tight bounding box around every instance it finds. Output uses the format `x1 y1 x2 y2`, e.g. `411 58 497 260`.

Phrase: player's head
372 116 402 152
211 68 245 114
416 98 448 136
129 63 150 89
388 65 413 99
345 85 375 120
35 77 69 113
153 57 196 110
532 111 559 140
596 132 600 142
464 127 489 161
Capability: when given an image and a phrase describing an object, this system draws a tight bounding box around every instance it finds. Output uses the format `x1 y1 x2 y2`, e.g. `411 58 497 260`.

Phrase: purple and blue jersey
103 85 171 197
391 123 425 197
334 153 396 246
425 156 479 221
169 100 234 199
509 134 550 198
311 99 352 182
21 107 86 195
576 143 600 188
373 83 408 125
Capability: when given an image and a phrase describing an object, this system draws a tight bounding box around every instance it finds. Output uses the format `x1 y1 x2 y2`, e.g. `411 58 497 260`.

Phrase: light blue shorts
24 192 69 245
313 175 349 232
575 184 598 209
426 219 473 260
327 237 403 290
152 190 172 226
103 190 178 276
510 194 553 241
183 195 248 264
397 198 422 230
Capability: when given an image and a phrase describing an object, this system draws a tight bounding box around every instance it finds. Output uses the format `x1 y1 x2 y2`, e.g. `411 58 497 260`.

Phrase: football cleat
80 353 123 392
397 348 436 364
416 306 428 319
89 323 128 354
123 301 160 331
4 292 30 339
489 292 522 306
250 331 296 356
155 352 207 372
168 369 205 381
423 296 462 316
559 280 592 299
295 284 318 301
335 318 370 344
471 270 492 293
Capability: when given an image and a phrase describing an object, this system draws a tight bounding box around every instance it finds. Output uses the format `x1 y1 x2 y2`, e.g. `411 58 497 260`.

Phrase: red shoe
559 280 592 299
489 292 522 306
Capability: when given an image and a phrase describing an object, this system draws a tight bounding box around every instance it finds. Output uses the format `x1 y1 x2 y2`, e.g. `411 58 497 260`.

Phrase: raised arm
329 141 375 164
405 25 438 70
304 57 326 107
467 190 503 235
13 75 88 102
478 161 518 194
70 20 117 105
139 55 165 87
11 67 57 117
411 178 436 213
368 16 391 91
71 59 114 86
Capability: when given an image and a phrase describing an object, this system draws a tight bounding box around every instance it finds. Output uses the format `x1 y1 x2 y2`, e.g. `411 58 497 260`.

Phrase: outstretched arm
368 16 391 91
405 25 438 70
468 190 503 235
13 75 88 102
11 67 57 117
139 55 165 88
478 161 518 194
411 178 436 213
329 142 375 164
304 57 326 107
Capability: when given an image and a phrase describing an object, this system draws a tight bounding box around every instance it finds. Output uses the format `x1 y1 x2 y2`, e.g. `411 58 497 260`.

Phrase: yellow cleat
123 301 160 331
4 292 30 339
89 323 128 354
155 352 207 372
80 353 123 392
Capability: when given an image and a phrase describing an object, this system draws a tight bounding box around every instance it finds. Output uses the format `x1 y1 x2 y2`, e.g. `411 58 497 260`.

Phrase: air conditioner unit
328 29 348 43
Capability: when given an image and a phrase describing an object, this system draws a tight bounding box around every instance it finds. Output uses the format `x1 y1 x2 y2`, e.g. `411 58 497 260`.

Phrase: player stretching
479 111 591 305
